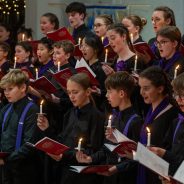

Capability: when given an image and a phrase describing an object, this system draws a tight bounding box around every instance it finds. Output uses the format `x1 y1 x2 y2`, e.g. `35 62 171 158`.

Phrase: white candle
22 33 25 41
35 68 38 80
107 115 112 128
78 37 81 46
77 138 83 151
14 56 17 69
105 49 108 63
134 55 138 71
58 61 60 72
130 33 134 44
40 100 44 114
174 65 179 79
146 127 151 147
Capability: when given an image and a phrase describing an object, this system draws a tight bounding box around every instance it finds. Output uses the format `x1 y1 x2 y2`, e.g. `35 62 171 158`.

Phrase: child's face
106 88 123 108
94 18 108 37
37 43 51 64
122 18 139 36
107 29 126 54
0 26 10 42
0 47 8 62
15 45 30 63
67 80 90 108
3 84 26 103
173 91 184 112
67 12 84 29
53 47 69 65
139 77 164 104
40 16 55 35
156 35 177 60
80 39 97 61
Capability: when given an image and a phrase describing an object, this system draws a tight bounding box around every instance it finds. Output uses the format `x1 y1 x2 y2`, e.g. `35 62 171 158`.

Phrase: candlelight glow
40 100 44 105
146 127 150 133
175 65 179 70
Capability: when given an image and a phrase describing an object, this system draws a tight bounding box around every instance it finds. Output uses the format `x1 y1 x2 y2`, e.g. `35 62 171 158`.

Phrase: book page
136 143 169 179
173 160 184 183
113 128 130 143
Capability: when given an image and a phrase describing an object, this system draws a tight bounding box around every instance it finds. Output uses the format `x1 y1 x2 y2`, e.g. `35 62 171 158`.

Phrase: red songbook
74 45 83 58
70 165 113 174
30 76 57 95
0 152 9 158
104 141 137 157
51 68 73 89
47 27 75 43
27 137 69 155
133 42 155 60
76 67 99 86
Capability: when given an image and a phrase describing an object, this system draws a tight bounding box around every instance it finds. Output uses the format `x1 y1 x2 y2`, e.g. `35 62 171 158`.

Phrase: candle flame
79 138 83 143
14 56 17 62
22 33 25 41
105 49 108 54
109 114 112 120
40 100 44 105
101 36 104 42
35 68 38 72
135 55 138 60
146 127 150 133
175 65 179 70
78 37 81 45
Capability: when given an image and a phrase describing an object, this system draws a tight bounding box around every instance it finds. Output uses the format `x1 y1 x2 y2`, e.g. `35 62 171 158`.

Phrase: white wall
25 0 184 41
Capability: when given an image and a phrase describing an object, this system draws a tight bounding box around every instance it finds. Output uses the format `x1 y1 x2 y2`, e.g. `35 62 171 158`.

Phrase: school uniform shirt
47 103 105 184
72 24 92 44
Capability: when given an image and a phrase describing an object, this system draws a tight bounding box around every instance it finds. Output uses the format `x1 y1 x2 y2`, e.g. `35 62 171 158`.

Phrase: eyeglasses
155 40 171 47
79 44 90 50
173 93 184 100
94 23 106 28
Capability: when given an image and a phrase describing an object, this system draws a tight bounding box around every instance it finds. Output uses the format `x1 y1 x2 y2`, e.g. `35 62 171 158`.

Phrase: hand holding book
76 151 92 164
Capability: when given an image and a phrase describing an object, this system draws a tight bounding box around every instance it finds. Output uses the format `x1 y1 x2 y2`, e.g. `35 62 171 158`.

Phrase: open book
133 42 155 60
134 142 170 180
75 58 99 86
51 68 73 89
27 137 69 155
47 27 75 43
70 165 113 174
30 76 57 95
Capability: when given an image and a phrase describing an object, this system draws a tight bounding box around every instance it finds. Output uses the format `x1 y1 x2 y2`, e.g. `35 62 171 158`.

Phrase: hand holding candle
105 49 108 63
146 127 151 147
174 65 179 79
77 138 83 151
134 55 138 71
40 100 44 114
107 115 112 128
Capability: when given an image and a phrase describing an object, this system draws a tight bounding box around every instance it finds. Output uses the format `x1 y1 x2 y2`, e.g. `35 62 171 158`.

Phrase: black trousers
2 158 42 184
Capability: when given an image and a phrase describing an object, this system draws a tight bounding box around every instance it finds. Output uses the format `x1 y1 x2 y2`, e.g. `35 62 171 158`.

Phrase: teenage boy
0 69 41 184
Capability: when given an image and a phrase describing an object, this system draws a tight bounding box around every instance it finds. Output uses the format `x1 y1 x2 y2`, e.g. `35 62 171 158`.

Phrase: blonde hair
0 69 29 89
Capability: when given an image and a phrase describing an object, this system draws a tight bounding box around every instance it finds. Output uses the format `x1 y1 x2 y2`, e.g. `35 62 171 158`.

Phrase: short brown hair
105 71 135 97
0 69 29 89
172 72 184 94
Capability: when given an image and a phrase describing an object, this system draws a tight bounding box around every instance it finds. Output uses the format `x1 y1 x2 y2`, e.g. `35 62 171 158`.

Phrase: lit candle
77 138 83 151
146 127 151 147
35 68 38 80
57 61 60 72
105 49 108 63
134 55 138 71
22 33 25 41
101 36 104 43
174 65 179 79
130 33 134 44
78 37 81 46
40 100 44 114
107 115 112 128
14 56 17 69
